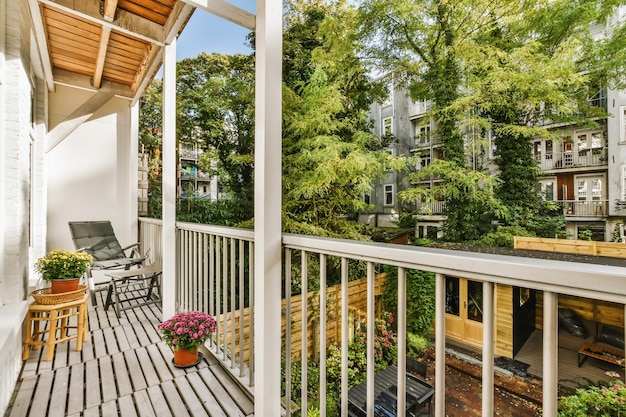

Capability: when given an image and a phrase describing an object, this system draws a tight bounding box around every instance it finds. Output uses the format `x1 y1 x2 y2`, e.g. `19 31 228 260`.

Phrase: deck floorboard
6 290 254 417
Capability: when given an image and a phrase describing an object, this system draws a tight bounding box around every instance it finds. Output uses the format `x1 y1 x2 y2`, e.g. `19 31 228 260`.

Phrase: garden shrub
407 332 430 358
476 225 534 248
381 266 435 337
558 380 626 416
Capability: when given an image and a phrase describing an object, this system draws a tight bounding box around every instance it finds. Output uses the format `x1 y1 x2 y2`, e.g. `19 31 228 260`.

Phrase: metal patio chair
69 221 146 305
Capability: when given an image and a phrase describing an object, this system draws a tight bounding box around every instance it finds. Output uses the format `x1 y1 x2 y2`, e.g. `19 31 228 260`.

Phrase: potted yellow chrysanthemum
34 249 93 294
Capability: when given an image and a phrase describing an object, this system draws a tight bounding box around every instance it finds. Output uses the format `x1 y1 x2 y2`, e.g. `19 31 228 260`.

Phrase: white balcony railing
562 200 608 217
139 218 626 417
416 200 445 215
408 100 431 118
536 149 607 170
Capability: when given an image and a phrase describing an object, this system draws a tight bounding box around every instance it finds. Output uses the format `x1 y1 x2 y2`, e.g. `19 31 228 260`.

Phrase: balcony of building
6 2 626 417
562 200 608 218
535 148 608 172
415 200 446 216
7 218 625 417
408 100 432 119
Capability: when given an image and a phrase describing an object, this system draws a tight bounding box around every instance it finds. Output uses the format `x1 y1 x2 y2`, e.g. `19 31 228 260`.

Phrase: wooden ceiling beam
181 0 255 30
38 0 165 46
102 0 119 22
93 27 112 89
28 0 55 91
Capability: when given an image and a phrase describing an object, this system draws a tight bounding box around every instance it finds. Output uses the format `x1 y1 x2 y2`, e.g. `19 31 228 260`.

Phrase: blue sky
176 4 255 59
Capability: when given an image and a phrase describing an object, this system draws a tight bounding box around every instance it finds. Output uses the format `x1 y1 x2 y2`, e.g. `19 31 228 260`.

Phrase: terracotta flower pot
51 278 80 294
173 347 199 367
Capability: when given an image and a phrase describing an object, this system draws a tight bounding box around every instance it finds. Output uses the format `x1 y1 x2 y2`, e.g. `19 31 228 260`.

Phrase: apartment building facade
178 143 218 200
366 83 626 241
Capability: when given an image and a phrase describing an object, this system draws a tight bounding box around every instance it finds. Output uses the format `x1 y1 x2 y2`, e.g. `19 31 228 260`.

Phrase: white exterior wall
0 0 46 414
607 86 626 216
47 85 137 253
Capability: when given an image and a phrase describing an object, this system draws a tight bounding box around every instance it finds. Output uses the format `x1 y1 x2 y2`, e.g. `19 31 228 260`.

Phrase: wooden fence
514 236 626 258
213 273 387 364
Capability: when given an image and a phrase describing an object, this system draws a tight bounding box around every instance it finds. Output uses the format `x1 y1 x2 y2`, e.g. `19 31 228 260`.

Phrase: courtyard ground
421 348 543 417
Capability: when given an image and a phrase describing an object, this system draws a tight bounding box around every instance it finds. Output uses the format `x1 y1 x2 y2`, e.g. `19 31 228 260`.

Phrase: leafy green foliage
407 332 430 359
138 80 163 159
476 225 535 248
359 0 621 244
325 311 398 401
177 53 255 207
558 380 626 416
381 267 436 337
177 197 253 227
280 2 409 238
400 160 506 242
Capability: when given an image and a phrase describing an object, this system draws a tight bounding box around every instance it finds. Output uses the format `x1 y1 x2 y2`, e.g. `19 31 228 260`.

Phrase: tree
139 54 256 223
177 53 255 207
360 0 624 241
280 0 406 238
358 0 528 240
139 80 163 159
400 160 506 241
460 0 622 235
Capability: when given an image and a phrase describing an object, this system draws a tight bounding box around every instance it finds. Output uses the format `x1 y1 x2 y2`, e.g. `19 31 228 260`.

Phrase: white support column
397 267 406 416
128 101 139 243
435 273 446 417
253 0 282 413
161 38 177 319
482 281 494 416
543 291 558 417
366 262 375 417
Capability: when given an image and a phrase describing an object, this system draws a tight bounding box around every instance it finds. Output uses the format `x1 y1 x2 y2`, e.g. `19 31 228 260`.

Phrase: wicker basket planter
30 285 88 305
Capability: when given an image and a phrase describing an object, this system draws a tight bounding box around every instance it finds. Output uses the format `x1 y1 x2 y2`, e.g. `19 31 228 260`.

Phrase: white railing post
435 273 445 417
319 254 327 417
340 257 349 417
543 291 558 417
397 267 407 417
161 38 177 319
482 281 494 416
366 262 375 417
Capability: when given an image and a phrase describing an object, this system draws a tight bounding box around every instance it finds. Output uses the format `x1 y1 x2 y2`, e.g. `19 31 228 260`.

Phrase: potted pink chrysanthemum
158 311 217 367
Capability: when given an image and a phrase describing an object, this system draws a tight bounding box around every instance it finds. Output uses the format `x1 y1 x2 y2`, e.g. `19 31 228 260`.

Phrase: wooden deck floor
6 289 254 417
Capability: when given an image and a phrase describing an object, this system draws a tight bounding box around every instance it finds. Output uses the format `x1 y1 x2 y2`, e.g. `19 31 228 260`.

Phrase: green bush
381 267 435 337
558 380 626 416
476 225 535 248
407 332 430 358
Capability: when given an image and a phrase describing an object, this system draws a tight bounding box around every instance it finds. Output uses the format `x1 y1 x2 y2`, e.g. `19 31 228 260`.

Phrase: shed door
445 277 483 348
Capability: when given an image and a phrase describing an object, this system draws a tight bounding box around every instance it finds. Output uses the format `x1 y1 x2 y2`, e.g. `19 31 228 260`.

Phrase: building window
540 179 556 201
364 192 371 205
382 117 392 136
619 106 626 142
414 124 431 145
417 153 431 170
384 184 395 206
577 224 605 241
533 141 542 161
576 130 604 156
575 174 604 201
384 147 394 171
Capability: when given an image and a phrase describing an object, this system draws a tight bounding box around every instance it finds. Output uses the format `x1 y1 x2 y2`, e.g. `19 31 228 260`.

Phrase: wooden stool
23 294 89 361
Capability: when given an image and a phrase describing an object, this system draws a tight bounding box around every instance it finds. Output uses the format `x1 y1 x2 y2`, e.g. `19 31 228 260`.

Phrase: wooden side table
23 294 89 361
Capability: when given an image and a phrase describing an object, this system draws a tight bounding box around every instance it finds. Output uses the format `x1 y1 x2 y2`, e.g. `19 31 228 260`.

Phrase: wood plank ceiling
38 0 190 98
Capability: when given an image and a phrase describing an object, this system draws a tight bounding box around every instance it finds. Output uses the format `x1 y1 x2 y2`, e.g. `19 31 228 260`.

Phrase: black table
347 364 434 417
